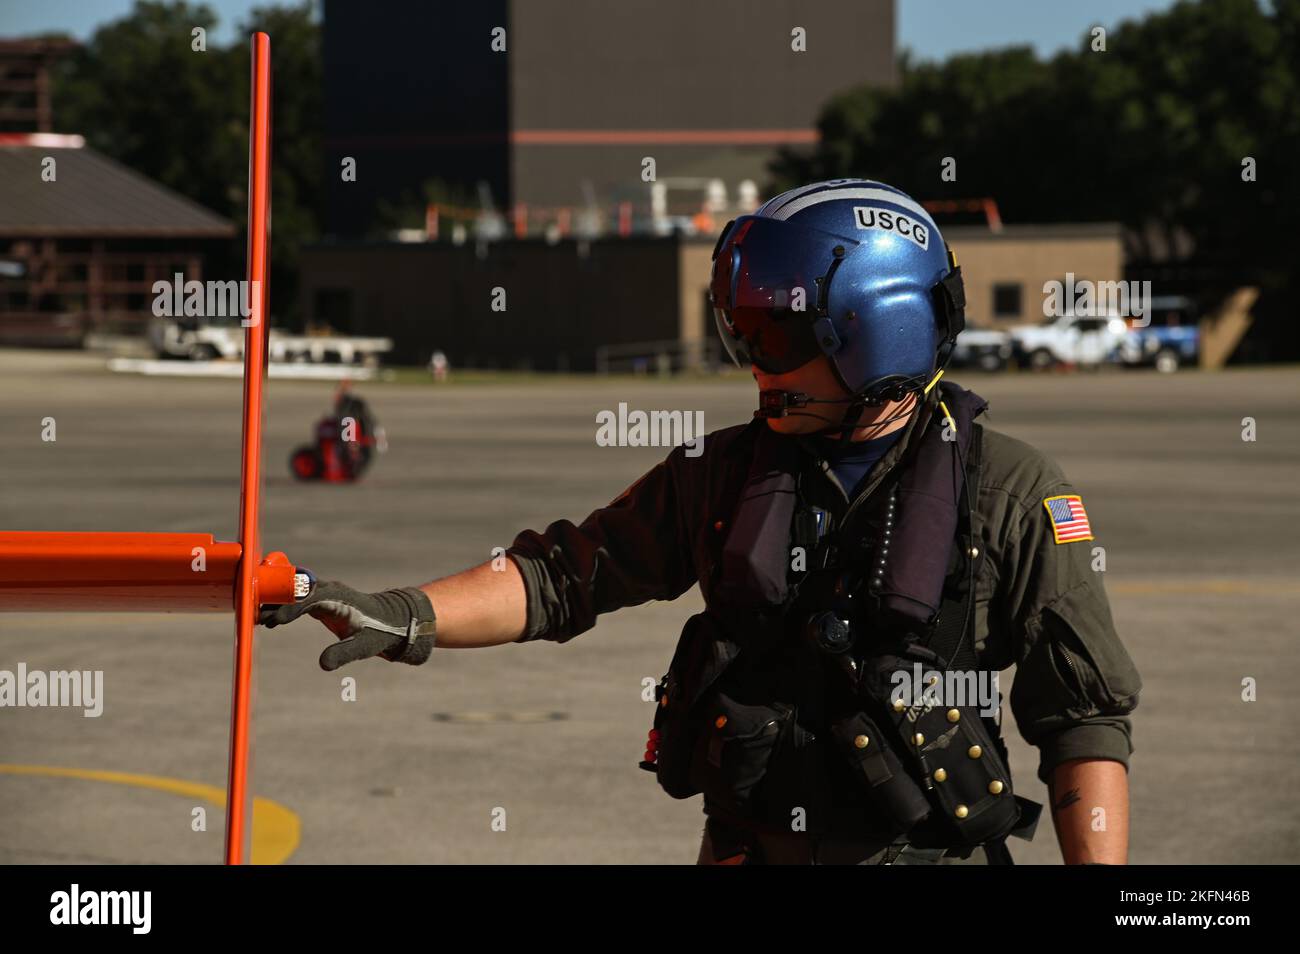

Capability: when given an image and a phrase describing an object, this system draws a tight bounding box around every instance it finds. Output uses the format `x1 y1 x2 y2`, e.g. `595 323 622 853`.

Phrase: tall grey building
321 0 895 236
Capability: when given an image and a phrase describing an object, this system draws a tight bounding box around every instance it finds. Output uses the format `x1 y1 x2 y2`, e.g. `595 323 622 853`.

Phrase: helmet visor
710 216 839 375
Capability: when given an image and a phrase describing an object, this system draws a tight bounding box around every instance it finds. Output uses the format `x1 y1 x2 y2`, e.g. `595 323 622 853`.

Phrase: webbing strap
926 421 984 672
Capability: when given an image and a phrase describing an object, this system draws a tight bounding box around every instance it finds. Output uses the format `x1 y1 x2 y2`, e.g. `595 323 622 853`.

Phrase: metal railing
594 337 721 375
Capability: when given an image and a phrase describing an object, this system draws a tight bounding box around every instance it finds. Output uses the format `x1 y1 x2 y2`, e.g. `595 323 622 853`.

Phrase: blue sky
1 0 1182 59
898 0 1181 60
0 0 286 44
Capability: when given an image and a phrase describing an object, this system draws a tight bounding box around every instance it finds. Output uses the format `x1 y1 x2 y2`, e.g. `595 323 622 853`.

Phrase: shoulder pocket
1044 582 1141 713
1017 581 1141 726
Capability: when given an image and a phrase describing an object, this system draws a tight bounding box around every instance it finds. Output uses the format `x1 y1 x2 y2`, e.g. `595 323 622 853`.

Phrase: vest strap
926 420 984 671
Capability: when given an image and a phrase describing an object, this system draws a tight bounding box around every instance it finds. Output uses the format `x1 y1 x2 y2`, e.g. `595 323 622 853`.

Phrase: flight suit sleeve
998 466 1143 784
505 445 700 643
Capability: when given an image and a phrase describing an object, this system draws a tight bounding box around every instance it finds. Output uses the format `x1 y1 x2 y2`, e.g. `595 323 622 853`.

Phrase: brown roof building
0 137 235 345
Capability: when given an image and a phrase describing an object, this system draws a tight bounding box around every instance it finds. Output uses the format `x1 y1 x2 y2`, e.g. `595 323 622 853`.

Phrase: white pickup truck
950 328 1013 372
1008 314 1129 369
149 318 392 366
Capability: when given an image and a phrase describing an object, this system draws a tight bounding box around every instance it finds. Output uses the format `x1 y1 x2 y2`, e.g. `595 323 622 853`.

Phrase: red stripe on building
512 129 820 145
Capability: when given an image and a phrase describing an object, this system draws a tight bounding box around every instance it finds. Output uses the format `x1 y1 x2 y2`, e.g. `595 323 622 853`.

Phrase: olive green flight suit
507 387 1141 862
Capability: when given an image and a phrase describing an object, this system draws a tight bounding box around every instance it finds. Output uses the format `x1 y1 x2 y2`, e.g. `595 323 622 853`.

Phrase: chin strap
756 389 862 418
757 387 927 443
755 389 866 441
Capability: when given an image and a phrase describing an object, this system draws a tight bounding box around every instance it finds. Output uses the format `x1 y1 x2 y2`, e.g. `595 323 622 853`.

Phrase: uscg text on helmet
853 207 930 249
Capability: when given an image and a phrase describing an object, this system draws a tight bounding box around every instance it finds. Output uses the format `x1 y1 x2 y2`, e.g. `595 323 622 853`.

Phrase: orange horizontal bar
0 531 241 612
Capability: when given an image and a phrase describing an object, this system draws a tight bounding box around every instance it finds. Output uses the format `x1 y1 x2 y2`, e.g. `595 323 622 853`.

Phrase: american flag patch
1043 494 1093 544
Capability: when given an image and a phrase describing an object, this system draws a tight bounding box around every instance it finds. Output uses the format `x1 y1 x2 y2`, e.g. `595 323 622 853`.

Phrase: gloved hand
259 581 437 671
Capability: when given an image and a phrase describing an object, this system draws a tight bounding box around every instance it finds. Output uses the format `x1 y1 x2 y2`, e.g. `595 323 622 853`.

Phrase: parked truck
1116 296 1200 372
1008 313 1130 369
949 328 1013 372
149 317 392 366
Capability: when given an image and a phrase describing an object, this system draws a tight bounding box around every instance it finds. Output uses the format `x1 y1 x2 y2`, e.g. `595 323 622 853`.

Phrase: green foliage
52 3 243 218
773 0 1296 290
51 1 321 321
372 178 477 237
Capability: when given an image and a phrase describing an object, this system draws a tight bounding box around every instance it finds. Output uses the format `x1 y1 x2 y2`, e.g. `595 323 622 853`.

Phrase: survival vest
640 384 1040 858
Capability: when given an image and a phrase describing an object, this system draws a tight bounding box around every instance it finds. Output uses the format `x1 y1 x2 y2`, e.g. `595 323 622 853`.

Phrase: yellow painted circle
0 763 299 865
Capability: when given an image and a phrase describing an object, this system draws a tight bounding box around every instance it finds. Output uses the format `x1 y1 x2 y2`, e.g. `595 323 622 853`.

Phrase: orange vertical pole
225 31 272 866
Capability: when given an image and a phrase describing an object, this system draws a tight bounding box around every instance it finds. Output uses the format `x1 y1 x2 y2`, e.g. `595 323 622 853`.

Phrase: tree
773 0 1297 313
53 3 244 220
52 1 322 322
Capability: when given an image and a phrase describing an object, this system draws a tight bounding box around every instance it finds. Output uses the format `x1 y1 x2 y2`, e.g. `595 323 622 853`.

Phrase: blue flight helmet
710 179 966 415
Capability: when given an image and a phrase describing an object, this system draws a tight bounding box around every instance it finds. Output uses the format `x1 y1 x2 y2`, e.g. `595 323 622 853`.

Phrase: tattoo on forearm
1053 787 1082 813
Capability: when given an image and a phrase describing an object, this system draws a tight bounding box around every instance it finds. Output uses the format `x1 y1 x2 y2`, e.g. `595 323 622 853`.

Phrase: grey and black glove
259 581 437 671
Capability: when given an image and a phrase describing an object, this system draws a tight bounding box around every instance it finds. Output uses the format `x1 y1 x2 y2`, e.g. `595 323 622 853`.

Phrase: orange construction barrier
0 33 297 865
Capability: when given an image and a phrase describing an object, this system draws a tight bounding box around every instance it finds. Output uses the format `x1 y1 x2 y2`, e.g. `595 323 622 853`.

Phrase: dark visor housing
709 208 966 403
709 215 844 376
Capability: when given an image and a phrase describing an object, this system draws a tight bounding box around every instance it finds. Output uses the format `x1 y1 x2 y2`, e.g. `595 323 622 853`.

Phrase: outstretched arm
258 559 529 668
417 559 527 648
262 441 708 665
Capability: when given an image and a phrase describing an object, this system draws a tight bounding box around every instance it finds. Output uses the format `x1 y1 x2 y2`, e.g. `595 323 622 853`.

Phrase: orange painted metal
0 532 242 611
0 32 290 866
0 533 299 615
224 30 273 866
256 551 296 607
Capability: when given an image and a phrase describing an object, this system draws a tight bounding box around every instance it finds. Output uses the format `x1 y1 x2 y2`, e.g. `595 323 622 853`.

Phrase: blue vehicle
1117 295 1199 372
